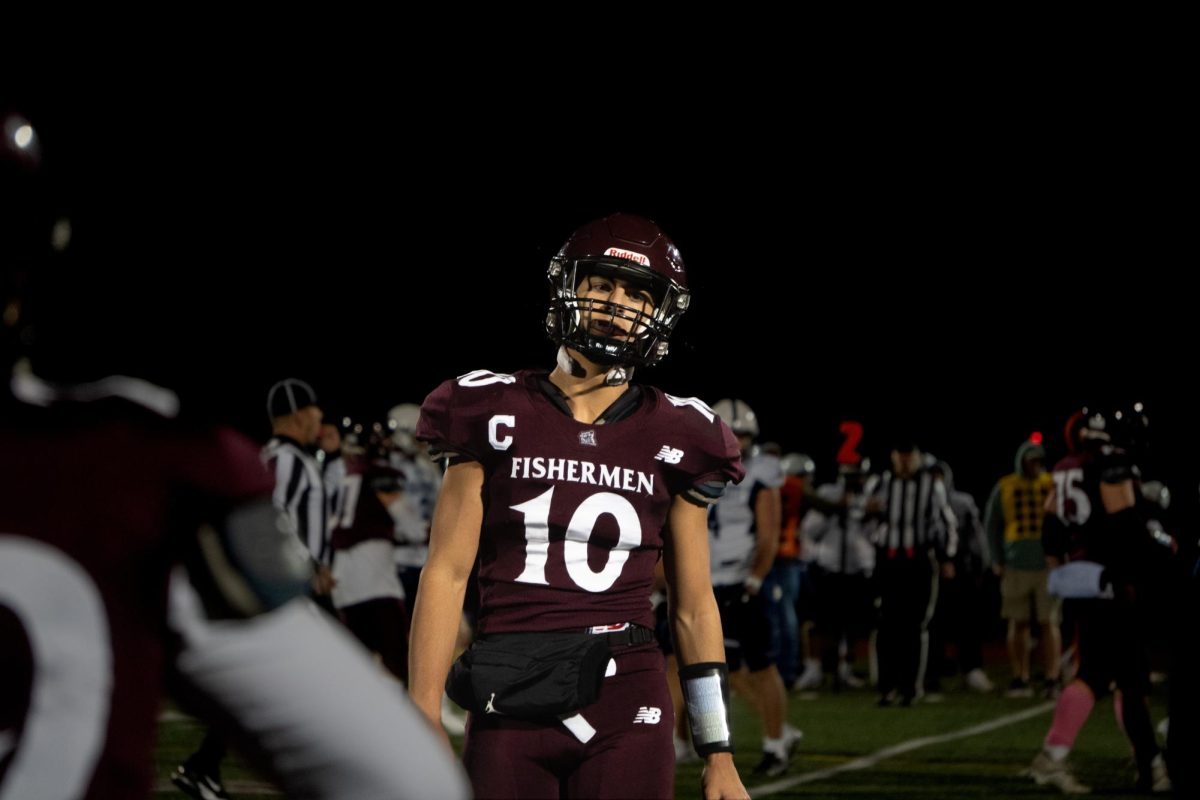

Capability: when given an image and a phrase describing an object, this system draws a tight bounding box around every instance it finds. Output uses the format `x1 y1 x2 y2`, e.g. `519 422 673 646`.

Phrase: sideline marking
752 701 1055 795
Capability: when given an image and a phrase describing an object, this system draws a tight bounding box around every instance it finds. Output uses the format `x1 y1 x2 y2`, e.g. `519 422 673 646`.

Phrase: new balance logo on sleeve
633 707 662 724
654 446 684 464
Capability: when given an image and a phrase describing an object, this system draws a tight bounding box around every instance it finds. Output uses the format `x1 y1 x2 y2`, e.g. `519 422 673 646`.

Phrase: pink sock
1045 681 1095 749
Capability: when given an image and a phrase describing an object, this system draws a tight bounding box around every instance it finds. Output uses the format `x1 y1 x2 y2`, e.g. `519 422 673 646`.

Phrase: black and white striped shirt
872 467 958 561
264 435 329 565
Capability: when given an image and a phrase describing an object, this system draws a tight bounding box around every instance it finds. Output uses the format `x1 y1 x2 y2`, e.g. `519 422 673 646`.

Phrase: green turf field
153 675 1169 798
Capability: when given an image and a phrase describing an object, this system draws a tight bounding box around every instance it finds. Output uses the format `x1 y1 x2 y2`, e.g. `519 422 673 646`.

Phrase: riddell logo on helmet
604 248 650 266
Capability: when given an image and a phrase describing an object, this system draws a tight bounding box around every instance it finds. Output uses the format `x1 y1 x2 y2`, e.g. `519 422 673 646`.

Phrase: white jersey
709 451 784 586
801 481 877 575
390 450 442 569
333 539 405 607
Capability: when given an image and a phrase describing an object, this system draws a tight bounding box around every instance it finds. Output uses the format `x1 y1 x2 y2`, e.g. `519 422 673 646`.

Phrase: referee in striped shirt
264 378 333 601
869 438 958 706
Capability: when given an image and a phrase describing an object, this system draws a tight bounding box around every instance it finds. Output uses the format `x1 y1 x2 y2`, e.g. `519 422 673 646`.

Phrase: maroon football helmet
1063 406 1111 454
545 213 690 367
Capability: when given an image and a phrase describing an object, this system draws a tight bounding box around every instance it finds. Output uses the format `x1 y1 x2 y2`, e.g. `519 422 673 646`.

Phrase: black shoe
171 763 230 800
752 751 789 778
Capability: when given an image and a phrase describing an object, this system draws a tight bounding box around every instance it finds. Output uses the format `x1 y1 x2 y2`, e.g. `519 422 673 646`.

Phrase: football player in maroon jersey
330 428 411 681
1028 408 1168 793
1 106 467 800
409 213 751 799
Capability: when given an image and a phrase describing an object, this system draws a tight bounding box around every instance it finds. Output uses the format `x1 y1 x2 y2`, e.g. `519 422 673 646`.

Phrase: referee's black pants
875 550 937 702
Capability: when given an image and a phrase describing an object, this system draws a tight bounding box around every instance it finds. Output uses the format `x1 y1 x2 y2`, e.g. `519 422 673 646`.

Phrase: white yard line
751 701 1056 796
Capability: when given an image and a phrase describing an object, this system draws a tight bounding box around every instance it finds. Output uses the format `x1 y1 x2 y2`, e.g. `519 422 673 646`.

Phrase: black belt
588 623 655 648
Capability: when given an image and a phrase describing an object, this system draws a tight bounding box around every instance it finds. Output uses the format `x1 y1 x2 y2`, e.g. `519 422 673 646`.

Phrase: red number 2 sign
837 421 864 465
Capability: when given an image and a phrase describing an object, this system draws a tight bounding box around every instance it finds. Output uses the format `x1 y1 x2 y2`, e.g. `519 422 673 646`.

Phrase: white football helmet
781 453 815 477
387 403 421 453
712 398 759 438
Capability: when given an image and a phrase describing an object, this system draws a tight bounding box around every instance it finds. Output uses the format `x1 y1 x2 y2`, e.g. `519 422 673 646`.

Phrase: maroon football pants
462 644 674 799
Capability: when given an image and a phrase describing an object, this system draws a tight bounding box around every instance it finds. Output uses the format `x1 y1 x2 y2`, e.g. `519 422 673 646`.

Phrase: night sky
15 97 1194 531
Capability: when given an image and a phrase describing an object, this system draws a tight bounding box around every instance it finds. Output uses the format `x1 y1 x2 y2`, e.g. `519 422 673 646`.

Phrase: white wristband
679 663 733 756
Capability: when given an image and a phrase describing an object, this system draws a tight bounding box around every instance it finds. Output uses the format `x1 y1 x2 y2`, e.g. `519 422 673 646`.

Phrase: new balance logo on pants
633 706 662 724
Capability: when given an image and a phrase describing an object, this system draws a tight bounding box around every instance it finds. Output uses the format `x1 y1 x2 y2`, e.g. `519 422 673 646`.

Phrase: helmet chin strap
556 345 587 378
556 346 633 386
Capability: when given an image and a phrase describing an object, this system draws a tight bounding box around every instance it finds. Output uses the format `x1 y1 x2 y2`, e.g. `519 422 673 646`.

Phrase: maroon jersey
1049 449 1125 567
418 369 743 634
330 462 401 551
0 380 272 799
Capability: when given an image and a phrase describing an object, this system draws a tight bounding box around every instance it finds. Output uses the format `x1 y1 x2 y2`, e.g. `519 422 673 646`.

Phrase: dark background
14 98 1194 530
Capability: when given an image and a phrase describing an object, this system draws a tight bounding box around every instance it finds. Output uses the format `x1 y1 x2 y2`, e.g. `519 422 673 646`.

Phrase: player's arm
745 485 781 594
1098 451 1144 586
800 499 830 543
983 483 1006 575
176 429 314 619
1041 485 1065 568
664 496 750 800
664 496 726 673
172 427 472 797
182 497 315 619
408 461 485 732
931 481 958 578
170 575 470 800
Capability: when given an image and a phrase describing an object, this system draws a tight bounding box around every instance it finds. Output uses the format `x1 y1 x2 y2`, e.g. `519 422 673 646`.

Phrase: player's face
1022 454 1044 479
891 449 920 478
575 273 656 340
298 405 323 445
378 488 403 508
317 423 341 453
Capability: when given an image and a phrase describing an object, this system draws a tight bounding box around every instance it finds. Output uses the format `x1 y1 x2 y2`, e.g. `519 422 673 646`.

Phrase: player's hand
413 697 453 748
701 753 750 800
312 564 337 595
